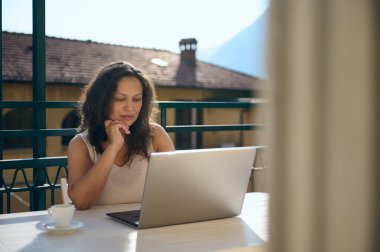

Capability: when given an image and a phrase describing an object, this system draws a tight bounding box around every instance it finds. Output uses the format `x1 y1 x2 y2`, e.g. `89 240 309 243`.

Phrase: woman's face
109 76 143 126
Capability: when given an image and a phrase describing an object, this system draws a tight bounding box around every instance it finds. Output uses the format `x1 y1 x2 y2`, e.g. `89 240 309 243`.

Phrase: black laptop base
106 210 141 228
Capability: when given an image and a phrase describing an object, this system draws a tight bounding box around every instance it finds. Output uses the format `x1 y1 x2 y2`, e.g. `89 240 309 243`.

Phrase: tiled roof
2 32 262 91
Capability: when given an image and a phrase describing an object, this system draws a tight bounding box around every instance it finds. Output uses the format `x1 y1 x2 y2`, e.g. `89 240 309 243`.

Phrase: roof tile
2 32 262 91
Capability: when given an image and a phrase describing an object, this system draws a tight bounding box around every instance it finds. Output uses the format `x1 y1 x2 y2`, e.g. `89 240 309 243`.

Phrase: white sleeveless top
78 131 150 205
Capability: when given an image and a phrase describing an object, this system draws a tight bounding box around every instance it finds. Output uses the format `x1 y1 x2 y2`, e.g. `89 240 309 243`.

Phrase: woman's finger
120 125 131 135
104 120 113 128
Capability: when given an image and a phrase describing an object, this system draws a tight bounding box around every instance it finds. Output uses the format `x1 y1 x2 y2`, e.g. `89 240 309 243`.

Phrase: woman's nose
123 100 133 111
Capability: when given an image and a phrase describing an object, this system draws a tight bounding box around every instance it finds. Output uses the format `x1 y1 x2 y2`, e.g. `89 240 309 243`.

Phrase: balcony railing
0 101 265 213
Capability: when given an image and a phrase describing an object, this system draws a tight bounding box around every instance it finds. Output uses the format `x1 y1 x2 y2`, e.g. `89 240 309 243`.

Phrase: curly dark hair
78 61 158 164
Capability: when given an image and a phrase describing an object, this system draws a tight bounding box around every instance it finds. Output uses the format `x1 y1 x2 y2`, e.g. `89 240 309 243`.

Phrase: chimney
179 38 197 66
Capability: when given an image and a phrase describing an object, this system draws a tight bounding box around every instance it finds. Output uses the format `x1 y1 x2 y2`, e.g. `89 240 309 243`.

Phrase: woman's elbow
68 191 91 210
73 202 90 210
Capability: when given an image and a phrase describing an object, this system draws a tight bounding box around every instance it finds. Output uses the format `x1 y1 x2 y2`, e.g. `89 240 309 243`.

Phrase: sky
2 0 270 53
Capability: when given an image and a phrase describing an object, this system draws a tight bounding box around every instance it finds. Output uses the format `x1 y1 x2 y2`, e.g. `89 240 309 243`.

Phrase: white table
0 193 268 252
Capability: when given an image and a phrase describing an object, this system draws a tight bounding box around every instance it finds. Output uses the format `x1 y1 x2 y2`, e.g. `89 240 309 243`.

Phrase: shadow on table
0 213 48 225
135 216 264 252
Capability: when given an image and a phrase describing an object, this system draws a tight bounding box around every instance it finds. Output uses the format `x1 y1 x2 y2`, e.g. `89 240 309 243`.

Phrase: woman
67 61 175 210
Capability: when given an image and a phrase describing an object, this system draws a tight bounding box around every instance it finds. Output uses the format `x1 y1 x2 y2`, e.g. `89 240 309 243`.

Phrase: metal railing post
160 104 167 129
0 0 4 213
32 0 47 211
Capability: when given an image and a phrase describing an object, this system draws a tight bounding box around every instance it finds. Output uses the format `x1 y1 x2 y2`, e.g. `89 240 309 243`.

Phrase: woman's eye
114 97 125 102
133 98 142 102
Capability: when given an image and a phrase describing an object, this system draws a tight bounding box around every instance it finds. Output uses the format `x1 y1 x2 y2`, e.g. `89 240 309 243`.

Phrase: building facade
2 32 264 159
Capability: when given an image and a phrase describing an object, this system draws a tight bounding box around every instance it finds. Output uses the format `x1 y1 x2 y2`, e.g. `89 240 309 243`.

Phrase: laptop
106 146 256 229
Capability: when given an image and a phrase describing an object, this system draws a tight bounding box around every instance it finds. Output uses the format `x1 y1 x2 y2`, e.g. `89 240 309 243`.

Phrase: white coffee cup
48 204 75 228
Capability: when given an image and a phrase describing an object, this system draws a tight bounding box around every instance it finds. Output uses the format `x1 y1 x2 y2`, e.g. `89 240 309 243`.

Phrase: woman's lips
120 115 134 121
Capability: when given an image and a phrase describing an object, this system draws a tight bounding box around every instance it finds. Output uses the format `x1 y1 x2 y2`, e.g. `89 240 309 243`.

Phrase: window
61 110 80 145
175 106 203 150
3 108 33 149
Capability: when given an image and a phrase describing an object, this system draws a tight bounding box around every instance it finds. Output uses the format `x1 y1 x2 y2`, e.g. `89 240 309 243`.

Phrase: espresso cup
48 204 75 228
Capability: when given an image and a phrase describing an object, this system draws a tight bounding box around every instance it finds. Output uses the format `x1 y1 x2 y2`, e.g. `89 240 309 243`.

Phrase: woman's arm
68 120 129 210
67 136 119 210
151 123 175 152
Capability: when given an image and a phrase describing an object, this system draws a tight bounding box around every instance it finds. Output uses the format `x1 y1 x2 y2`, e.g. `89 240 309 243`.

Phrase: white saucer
43 221 83 233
